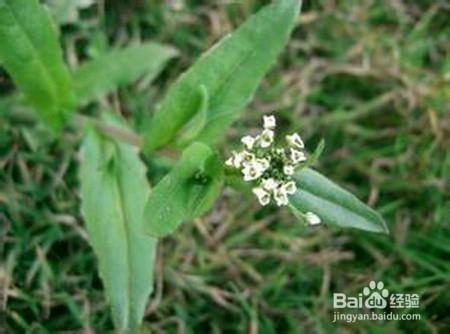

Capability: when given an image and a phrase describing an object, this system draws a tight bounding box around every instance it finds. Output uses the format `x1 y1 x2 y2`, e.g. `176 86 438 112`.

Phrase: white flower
290 148 306 164
240 151 255 167
286 133 304 149
261 178 279 191
225 157 234 167
252 187 271 206
255 158 270 171
281 181 297 195
258 129 274 148
225 115 314 208
305 212 321 225
241 135 256 150
242 166 262 181
225 151 244 168
242 159 267 181
283 165 294 176
273 188 289 206
263 115 276 129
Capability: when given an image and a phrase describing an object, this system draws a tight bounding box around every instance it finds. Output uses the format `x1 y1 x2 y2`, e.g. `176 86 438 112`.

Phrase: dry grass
1 0 449 332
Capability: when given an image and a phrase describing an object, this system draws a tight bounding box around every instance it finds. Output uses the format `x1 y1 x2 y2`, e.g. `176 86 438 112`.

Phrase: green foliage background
1 0 449 332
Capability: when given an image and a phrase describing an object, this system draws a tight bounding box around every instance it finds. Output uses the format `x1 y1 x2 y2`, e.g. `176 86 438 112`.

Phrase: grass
1 0 450 332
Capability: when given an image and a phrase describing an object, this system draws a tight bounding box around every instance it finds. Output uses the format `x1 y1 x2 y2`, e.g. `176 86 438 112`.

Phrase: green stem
73 114 143 147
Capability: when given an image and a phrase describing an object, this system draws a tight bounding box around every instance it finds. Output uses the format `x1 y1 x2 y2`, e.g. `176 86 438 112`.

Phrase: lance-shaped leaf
74 42 177 106
144 142 224 237
175 85 209 148
290 168 389 234
143 0 302 152
80 121 157 331
0 0 76 129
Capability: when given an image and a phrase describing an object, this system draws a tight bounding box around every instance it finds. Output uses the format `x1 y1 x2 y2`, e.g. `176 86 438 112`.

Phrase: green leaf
79 119 157 331
143 142 224 237
175 85 209 148
143 0 301 152
290 168 389 234
73 42 177 106
0 0 76 130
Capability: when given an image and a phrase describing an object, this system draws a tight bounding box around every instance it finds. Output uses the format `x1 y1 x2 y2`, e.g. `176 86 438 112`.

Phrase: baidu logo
363 281 389 308
333 280 419 310
333 280 389 309
332 280 421 322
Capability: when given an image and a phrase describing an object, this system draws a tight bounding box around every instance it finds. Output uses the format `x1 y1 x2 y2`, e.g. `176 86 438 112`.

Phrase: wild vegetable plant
0 0 388 331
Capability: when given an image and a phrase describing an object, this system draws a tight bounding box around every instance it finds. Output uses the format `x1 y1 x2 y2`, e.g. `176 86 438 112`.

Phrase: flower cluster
225 115 308 207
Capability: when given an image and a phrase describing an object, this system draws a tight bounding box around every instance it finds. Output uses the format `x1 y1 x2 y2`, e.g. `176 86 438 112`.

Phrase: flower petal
263 115 276 129
273 188 289 206
252 187 270 206
262 178 279 191
282 180 297 194
305 212 321 225
241 135 256 149
258 129 274 148
283 165 294 176
290 148 306 164
286 133 304 149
